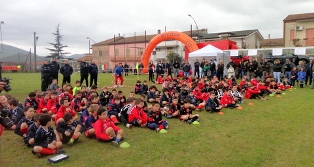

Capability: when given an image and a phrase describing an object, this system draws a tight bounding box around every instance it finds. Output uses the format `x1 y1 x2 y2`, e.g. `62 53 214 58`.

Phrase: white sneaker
155 128 160 132
165 125 169 129
126 123 132 129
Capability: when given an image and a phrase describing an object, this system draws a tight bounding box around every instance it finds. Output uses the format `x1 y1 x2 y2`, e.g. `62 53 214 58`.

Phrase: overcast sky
1 0 314 56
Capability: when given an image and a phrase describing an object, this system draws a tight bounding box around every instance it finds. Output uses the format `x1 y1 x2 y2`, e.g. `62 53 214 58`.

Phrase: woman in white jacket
228 65 235 78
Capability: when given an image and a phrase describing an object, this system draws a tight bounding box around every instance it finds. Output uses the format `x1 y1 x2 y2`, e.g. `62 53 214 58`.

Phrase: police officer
60 59 73 84
80 60 89 87
41 60 52 91
49 57 60 83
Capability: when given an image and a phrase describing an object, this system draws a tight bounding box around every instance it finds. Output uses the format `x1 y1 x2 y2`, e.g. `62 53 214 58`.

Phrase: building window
290 30 295 41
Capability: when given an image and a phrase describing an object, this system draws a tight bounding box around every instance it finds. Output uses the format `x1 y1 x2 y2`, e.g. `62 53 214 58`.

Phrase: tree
46 24 69 59
166 52 183 65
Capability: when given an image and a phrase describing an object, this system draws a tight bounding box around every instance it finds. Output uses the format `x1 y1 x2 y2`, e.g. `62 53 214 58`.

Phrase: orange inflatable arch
141 31 199 73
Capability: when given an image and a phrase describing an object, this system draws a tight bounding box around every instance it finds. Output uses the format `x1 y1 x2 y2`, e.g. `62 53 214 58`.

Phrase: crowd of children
2 71 297 158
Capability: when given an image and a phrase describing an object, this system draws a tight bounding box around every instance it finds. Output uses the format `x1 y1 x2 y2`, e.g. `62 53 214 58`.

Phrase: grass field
1 72 314 167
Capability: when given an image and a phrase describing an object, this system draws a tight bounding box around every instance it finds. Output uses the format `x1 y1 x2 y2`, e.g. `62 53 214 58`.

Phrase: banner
230 50 239 56
294 48 306 55
247 49 257 56
272 48 283 56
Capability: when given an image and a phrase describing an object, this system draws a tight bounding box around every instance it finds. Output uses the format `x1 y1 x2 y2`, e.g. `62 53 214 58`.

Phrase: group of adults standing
41 58 99 91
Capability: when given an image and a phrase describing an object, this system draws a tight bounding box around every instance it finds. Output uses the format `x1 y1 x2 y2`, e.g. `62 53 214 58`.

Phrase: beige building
283 12 314 47
199 29 264 49
260 38 284 48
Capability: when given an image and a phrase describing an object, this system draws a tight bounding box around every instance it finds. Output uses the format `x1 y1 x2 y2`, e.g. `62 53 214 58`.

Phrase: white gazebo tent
188 44 230 76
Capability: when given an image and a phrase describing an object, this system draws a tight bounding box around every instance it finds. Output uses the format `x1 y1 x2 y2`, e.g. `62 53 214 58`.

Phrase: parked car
262 53 310 65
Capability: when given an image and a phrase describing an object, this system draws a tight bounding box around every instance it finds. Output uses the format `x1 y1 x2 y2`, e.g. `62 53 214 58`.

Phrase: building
283 12 314 47
199 29 264 49
260 38 284 48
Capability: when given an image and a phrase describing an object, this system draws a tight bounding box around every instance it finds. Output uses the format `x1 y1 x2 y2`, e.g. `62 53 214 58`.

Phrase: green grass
1 73 314 167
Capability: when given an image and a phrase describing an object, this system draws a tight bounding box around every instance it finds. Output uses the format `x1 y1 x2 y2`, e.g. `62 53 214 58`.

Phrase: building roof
284 12 314 22
200 29 263 39
94 29 204 46
76 54 93 62
260 38 284 47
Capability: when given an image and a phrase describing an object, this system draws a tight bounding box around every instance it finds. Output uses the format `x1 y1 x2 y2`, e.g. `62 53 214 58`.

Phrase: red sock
159 125 164 130
111 116 118 123
40 148 56 155
20 128 28 134
197 104 204 109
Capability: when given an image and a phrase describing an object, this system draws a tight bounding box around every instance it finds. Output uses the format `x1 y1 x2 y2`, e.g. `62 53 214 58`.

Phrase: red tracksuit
94 118 121 141
128 106 148 124
220 94 235 107
55 105 76 125
37 98 49 114
245 87 260 99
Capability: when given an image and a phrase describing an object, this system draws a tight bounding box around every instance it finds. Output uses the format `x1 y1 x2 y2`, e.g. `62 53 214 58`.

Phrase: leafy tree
166 52 182 65
46 24 69 59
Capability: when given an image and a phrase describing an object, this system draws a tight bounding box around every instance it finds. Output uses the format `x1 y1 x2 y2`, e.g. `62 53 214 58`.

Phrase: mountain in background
0 44 86 64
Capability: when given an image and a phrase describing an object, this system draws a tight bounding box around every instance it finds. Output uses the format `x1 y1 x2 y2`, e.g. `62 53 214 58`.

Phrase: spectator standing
156 61 163 78
173 60 180 77
41 60 52 92
89 60 98 86
305 59 313 85
282 59 295 83
80 60 89 87
165 60 172 76
209 59 216 78
261 59 271 79
273 59 282 83
194 59 200 77
182 61 191 77
49 57 60 83
133 62 137 75
216 59 224 81
60 59 73 84
138 62 143 75
200 59 205 78
123 63 129 76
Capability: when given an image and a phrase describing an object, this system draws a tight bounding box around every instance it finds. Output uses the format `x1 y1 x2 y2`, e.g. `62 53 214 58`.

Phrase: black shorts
130 119 140 126
61 133 73 143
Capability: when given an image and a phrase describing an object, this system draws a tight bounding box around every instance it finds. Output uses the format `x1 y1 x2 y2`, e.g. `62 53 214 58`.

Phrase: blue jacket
89 64 98 75
60 64 73 77
114 66 124 75
297 71 306 81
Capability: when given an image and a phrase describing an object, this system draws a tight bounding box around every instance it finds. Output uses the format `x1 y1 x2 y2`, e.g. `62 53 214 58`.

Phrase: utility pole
34 32 37 72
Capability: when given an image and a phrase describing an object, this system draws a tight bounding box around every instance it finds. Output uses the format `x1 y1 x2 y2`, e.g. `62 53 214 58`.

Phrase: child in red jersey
94 108 124 147
47 91 59 118
157 74 164 84
179 99 199 124
58 88 73 102
37 92 50 114
245 83 263 99
166 74 172 82
55 98 76 125
269 80 281 94
128 98 148 127
220 89 237 109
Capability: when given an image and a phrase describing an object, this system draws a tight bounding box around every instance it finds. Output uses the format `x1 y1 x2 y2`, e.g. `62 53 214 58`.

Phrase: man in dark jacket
194 59 200 77
89 60 98 86
182 61 191 77
49 57 60 83
41 60 52 91
60 59 73 84
80 60 89 87
209 59 216 78
173 60 180 77
165 60 172 76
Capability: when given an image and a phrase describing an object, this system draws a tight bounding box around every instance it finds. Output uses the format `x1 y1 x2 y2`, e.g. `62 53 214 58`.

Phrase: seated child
245 83 264 99
120 97 136 128
32 114 64 158
118 90 127 105
14 106 35 137
23 114 41 147
55 98 76 125
141 80 148 95
72 91 87 113
147 101 169 132
160 88 171 107
269 81 281 94
220 89 238 109
282 78 292 89
291 67 298 87
157 74 164 84
84 106 99 137
107 96 124 124
49 78 60 91
37 92 50 114
231 85 244 104
134 80 142 94
205 93 222 113
99 87 112 107
140 94 148 113
147 86 157 103
179 99 199 124
8 99 24 130
56 113 83 144
72 80 82 96
128 98 148 127
47 91 59 119
166 97 181 118
94 108 124 147
24 92 39 111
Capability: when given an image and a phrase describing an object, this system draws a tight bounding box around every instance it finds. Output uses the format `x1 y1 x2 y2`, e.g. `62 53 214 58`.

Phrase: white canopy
189 44 224 57
188 44 229 76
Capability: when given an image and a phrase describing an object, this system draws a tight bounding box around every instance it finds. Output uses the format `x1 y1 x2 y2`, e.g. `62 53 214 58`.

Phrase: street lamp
86 37 101 66
0 21 4 58
34 32 38 72
188 14 199 42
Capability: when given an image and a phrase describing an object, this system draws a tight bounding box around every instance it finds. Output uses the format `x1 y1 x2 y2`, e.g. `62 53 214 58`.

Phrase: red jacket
157 77 164 84
55 105 76 124
193 89 202 99
197 83 204 90
245 87 260 99
239 81 246 88
128 106 148 124
220 94 234 106
251 79 258 86
58 93 73 101
256 84 268 91
94 118 121 141
37 98 49 114
47 98 58 114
